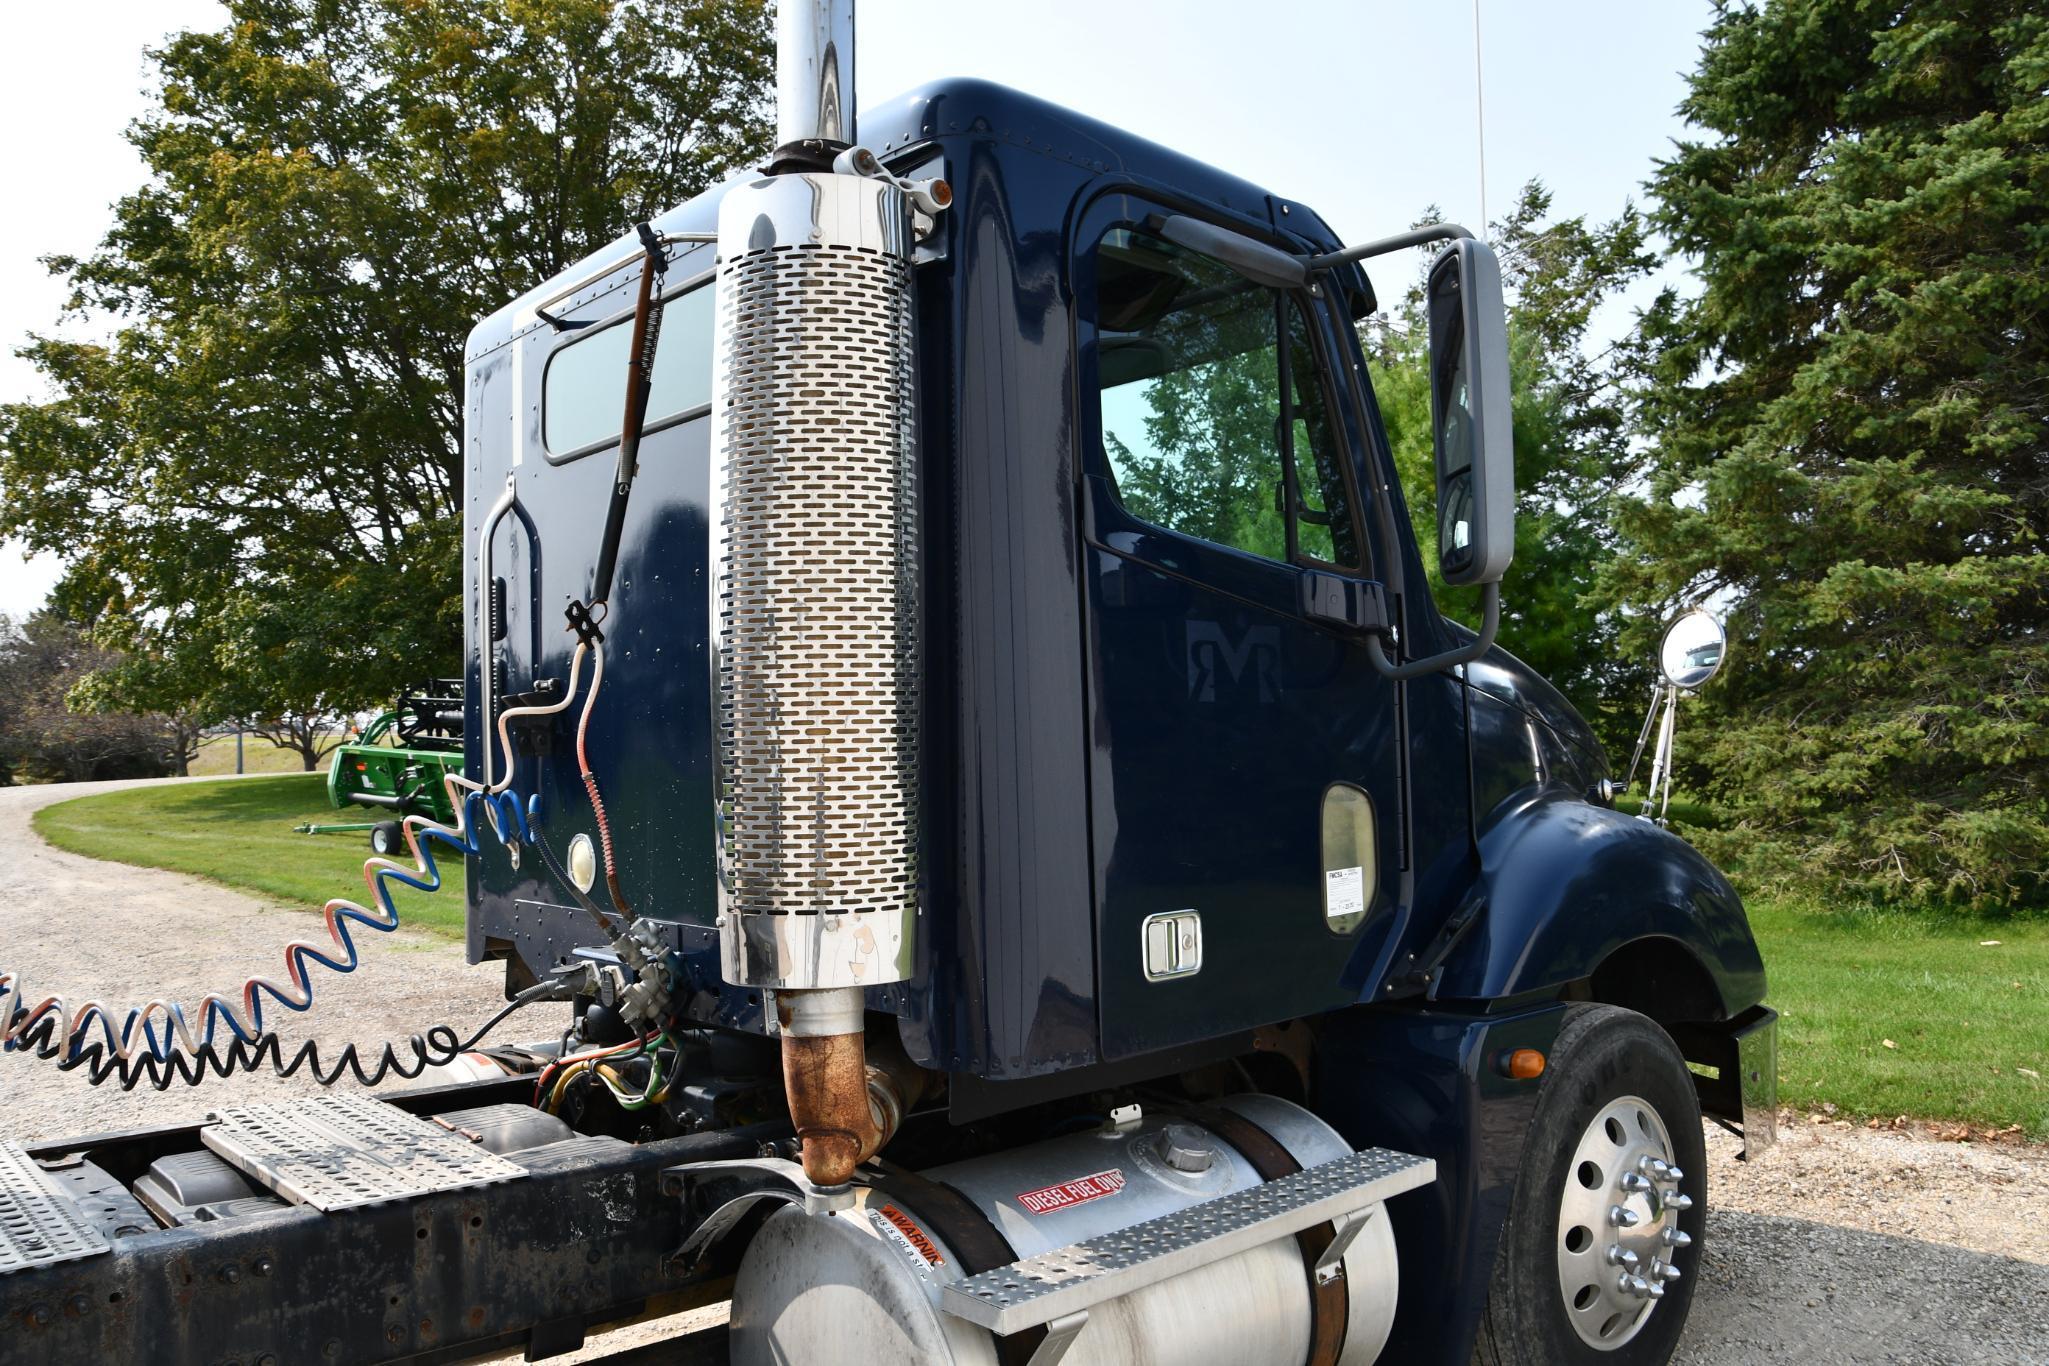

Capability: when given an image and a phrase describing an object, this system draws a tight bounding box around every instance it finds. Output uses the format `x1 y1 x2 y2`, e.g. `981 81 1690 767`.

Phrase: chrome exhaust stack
775 0 855 149
711 0 924 1191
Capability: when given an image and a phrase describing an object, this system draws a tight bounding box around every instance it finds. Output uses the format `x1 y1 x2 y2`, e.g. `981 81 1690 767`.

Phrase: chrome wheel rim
1555 1094 1693 1350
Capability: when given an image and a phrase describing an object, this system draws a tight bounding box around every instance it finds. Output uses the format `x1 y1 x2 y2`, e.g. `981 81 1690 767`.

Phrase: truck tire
1473 1004 1706 1366
369 820 405 857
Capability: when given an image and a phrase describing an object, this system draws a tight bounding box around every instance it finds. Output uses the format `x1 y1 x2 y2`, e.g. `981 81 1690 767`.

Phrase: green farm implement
298 680 464 854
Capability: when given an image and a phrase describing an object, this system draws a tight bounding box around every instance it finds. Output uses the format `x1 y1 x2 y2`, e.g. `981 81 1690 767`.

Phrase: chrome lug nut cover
1557 1096 1692 1351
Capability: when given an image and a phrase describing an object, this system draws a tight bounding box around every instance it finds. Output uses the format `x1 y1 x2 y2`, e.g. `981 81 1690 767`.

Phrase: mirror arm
1307 223 1474 272
1363 580 1500 681
1151 214 1309 289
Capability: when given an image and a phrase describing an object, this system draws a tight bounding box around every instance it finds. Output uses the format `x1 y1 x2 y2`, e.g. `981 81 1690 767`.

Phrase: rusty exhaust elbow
778 987 883 1188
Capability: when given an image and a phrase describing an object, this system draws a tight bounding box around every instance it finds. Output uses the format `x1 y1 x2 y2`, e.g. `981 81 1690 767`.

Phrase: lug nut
1665 1228 1693 1249
1666 1193 1694 1211
1621 1173 1653 1194
1647 1280 1666 1299
1659 1262 1683 1282
1606 1245 1640 1270
1622 1274 1651 1297
1640 1156 1670 1177
1610 1205 1642 1228
1663 1166 1685 1184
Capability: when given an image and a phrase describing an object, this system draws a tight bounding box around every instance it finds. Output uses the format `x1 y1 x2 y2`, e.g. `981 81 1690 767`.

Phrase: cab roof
465 77 1332 365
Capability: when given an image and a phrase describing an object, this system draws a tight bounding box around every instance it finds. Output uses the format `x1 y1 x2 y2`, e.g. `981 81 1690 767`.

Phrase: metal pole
1472 0 1488 231
1645 685 1678 824
776 0 856 148
235 725 244 775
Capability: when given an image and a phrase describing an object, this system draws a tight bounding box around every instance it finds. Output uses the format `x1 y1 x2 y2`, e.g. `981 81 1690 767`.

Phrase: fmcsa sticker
1016 1169 1125 1214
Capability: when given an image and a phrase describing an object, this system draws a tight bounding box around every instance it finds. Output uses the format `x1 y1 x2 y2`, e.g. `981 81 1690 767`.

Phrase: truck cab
452 73 1773 1364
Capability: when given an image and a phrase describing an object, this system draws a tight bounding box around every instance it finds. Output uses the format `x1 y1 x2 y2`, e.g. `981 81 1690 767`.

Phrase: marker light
568 833 598 893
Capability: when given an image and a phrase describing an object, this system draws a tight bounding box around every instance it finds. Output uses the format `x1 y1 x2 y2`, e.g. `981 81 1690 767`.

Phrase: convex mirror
1659 610 1726 689
1425 239 1515 586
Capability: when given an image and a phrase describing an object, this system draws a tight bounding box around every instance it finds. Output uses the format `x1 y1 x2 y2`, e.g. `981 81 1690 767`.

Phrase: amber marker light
1499 1048 1546 1080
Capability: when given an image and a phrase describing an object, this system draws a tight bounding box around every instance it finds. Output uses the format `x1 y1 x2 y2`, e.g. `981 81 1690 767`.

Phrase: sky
0 0 1719 619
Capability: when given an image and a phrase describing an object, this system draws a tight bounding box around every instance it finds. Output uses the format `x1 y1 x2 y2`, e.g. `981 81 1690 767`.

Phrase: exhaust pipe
776 0 855 149
712 0 921 1190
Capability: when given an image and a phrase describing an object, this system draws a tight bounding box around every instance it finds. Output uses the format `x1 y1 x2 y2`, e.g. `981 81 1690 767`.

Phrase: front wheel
1474 1005 1707 1365
369 820 405 857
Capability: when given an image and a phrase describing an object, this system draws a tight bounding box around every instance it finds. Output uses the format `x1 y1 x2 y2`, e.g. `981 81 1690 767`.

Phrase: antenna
1473 0 1488 234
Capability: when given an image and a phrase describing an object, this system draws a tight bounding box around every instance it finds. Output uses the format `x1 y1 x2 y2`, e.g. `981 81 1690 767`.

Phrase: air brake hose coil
0 642 609 1090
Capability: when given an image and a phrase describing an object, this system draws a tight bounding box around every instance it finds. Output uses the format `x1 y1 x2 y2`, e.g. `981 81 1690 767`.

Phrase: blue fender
1432 790 1767 1017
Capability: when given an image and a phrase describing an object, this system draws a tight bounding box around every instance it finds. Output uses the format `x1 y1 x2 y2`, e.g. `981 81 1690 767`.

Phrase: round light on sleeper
568 832 597 893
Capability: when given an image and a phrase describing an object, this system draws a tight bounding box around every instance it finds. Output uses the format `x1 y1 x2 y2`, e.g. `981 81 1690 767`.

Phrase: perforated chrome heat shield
711 172 919 991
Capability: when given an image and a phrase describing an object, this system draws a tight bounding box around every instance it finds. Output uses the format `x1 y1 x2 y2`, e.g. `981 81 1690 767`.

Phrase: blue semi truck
0 6 1774 1364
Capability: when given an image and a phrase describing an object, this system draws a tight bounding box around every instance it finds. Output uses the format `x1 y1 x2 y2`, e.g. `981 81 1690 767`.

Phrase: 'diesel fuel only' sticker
1015 1169 1126 1214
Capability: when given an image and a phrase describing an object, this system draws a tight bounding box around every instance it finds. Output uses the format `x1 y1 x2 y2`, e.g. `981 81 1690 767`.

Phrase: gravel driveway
4 778 2046 1363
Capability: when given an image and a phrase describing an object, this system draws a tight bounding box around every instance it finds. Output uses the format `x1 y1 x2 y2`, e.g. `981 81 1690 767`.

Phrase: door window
1093 225 1359 569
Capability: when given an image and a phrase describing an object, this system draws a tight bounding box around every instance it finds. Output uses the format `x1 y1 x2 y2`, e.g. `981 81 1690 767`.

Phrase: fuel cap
1156 1123 1216 1173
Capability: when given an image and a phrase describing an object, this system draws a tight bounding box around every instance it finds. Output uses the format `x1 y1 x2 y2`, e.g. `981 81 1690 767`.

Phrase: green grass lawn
1748 896 2048 1139
33 774 466 937
188 732 344 776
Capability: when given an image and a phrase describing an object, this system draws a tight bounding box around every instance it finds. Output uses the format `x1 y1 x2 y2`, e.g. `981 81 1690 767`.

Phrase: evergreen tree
1602 0 2048 907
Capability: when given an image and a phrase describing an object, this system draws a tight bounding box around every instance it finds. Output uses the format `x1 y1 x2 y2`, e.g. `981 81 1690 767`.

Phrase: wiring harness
0 642 615 1092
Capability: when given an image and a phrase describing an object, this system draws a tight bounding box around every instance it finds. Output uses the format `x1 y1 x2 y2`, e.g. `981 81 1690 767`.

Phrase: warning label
872 1204 944 1266
1015 1169 1126 1215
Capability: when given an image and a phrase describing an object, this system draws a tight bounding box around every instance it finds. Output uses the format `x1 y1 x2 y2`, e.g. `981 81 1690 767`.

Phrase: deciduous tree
0 614 181 784
0 0 772 730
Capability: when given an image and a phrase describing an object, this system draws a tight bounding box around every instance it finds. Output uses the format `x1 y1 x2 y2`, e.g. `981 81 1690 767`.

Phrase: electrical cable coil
3 980 558 1093
0 640 609 1090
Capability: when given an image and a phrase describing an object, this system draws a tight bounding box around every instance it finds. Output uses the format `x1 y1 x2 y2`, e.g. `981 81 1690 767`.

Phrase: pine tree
1603 0 2048 907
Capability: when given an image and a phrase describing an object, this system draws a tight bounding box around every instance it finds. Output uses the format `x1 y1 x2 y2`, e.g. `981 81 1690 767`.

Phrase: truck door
1075 195 1408 1059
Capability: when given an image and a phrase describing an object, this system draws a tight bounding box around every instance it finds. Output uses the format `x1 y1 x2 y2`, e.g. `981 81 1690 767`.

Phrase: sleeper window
542 281 716 455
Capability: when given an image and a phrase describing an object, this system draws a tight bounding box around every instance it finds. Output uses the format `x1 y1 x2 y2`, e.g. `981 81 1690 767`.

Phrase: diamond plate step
941 1147 1435 1336
202 1095 526 1213
0 1141 111 1276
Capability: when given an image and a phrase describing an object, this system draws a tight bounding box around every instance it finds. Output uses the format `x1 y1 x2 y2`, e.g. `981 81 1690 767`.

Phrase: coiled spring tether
0 641 608 1090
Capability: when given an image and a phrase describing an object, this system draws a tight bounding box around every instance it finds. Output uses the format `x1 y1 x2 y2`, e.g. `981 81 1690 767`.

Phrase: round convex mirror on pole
1624 609 1727 826
1659 609 1727 691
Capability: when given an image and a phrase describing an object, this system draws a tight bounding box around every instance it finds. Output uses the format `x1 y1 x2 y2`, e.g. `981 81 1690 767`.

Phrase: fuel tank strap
871 1164 1047 1366
1183 1104 1350 1366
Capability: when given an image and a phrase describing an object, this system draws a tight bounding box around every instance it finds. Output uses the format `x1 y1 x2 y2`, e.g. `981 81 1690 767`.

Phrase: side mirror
1425 239 1514 586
